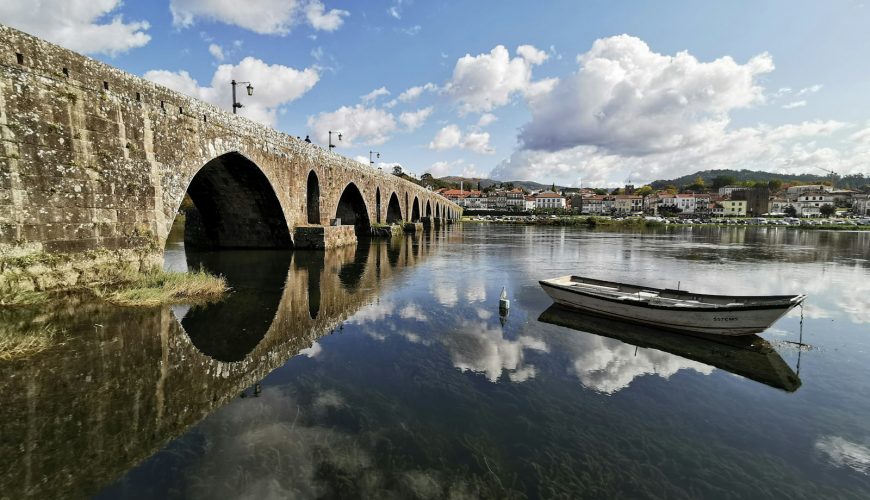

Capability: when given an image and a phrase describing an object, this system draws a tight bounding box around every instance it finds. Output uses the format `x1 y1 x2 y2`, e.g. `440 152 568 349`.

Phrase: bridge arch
386 192 403 223
335 182 371 236
306 170 320 224
180 151 292 249
425 200 432 218
411 197 420 222
405 192 409 220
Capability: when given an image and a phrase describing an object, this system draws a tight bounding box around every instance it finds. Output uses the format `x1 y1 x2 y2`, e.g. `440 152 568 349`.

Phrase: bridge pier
403 222 424 234
371 224 403 238
293 225 356 250
421 216 433 231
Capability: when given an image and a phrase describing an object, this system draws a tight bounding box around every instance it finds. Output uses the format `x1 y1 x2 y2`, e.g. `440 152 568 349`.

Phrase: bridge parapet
0 23 461 292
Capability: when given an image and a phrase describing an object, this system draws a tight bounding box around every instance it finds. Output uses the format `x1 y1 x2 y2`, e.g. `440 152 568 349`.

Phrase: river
2 224 869 499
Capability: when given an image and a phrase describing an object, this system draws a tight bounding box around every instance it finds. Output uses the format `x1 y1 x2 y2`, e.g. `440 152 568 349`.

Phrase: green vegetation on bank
0 265 228 308
95 268 228 307
461 215 870 230
0 324 62 360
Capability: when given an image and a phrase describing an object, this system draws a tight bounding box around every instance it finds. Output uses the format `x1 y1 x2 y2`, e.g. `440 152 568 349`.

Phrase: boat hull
540 281 798 336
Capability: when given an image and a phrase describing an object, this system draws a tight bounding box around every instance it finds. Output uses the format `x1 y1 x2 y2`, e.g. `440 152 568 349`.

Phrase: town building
486 190 507 209
794 191 834 217
713 200 747 217
769 198 791 215
581 195 606 214
786 184 833 196
611 195 644 215
524 196 536 211
731 187 770 217
657 193 699 214
506 188 525 210
852 194 870 216
718 185 748 196
535 192 567 210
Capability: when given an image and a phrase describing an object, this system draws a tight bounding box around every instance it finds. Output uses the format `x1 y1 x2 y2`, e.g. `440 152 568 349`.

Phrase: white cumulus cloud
477 113 498 127
428 125 462 150
427 159 480 178
428 125 494 154
445 44 550 114
782 100 807 109
0 0 150 56
517 44 549 65
307 105 397 146
461 131 495 154
208 43 224 61
519 34 774 155
144 57 319 126
488 35 870 187
170 0 348 35
304 0 349 31
398 83 438 103
399 107 433 131
361 86 390 103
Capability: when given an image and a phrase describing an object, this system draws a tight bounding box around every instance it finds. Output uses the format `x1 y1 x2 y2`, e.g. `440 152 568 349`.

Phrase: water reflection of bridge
0 231 444 499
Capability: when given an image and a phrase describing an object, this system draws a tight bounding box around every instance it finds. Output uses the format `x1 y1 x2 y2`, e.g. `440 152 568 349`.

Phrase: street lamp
328 130 342 150
369 150 381 167
231 79 254 114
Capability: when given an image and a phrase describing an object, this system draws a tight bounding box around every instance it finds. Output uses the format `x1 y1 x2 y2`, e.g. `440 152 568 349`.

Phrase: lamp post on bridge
328 130 342 150
231 79 254 114
369 150 381 168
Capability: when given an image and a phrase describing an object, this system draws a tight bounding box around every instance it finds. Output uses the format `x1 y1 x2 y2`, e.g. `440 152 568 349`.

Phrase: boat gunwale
539 276 805 313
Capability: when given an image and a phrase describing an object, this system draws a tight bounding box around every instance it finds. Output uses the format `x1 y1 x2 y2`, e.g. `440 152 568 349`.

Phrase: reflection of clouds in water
298 341 322 358
187 389 479 498
508 365 537 383
476 308 493 320
444 319 548 383
432 283 459 308
793 303 831 320
187 388 372 500
566 335 713 395
313 390 345 412
398 330 433 345
815 435 870 475
465 281 487 303
172 305 191 321
349 300 395 325
400 303 428 322
837 281 870 324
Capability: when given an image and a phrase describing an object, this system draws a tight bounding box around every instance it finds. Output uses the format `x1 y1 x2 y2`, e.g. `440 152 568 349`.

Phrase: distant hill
438 176 564 192
426 169 869 193
649 169 868 191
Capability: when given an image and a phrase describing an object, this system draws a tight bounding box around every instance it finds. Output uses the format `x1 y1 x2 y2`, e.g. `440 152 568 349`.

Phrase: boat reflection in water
537 305 801 392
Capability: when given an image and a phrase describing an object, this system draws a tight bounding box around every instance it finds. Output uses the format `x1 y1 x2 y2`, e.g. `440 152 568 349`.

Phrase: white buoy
499 287 510 313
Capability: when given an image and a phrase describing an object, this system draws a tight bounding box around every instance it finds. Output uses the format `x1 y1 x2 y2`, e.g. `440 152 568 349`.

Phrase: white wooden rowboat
539 275 806 336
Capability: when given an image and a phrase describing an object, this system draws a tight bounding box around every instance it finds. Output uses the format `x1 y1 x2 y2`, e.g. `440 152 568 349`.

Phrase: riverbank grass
98 268 228 307
0 325 60 360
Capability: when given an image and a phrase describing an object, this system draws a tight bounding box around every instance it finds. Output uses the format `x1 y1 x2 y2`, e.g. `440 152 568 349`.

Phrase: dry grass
0 289 50 306
98 267 229 307
0 325 61 360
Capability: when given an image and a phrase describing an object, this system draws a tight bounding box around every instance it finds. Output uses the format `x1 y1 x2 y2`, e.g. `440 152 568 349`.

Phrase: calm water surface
2 224 869 499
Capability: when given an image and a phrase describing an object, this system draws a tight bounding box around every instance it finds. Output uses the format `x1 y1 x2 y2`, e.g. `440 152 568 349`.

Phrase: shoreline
461 215 870 231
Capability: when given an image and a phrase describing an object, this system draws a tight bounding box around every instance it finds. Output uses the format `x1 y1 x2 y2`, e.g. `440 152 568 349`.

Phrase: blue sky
2 0 870 187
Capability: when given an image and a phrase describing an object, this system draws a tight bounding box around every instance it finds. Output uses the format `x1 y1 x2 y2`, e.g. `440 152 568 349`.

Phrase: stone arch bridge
0 24 461 291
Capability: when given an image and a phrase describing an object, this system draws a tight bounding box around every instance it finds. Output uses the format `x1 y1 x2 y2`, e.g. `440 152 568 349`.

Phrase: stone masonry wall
0 24 461 292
